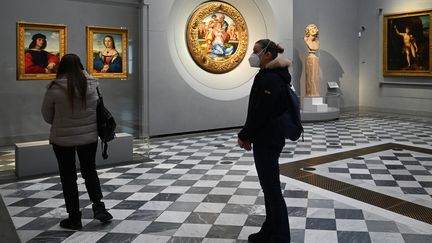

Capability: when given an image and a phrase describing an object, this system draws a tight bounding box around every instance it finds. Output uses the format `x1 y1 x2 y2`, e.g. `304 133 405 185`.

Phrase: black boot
248 226 271 243
60 212 82 230
92 202 113 223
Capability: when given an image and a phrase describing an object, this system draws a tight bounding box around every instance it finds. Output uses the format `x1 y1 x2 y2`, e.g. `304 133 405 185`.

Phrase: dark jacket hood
263 56 292 85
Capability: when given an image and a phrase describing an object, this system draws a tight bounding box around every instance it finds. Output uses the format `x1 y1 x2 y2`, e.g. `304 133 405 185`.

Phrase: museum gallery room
1 0 432 242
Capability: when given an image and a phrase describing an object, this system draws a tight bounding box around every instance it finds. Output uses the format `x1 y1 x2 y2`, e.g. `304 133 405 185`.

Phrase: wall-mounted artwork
86 26 128 79
186 1 248 74
383 10 432 77
16 22 66 80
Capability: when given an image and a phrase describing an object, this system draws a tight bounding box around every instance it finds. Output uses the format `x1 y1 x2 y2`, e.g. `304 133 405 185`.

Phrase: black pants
253 141 290 242
52 142 102 215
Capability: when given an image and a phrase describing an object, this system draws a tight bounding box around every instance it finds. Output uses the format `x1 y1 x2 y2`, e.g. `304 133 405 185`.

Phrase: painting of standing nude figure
186 1 248 74
16 22 66 80
86 26 127 79
383 10 432 77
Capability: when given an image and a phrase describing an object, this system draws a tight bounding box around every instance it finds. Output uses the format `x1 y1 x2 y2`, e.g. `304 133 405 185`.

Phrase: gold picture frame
186 1 248 74
86 26 128 79
383 10 432 77
16 22 66 80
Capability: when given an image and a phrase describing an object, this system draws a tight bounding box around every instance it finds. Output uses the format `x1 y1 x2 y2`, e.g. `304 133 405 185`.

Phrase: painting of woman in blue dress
93 35 122 73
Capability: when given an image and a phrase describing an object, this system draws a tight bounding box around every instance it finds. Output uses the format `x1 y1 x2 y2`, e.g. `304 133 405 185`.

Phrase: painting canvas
186 1 248 74
16 22 66 80
86 26 128 79
383 10 432 77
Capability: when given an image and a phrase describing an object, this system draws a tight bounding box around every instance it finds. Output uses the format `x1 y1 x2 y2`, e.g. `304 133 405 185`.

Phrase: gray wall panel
358 0 432 114
0 0 140 145
5 0 430 145
293 0 360 109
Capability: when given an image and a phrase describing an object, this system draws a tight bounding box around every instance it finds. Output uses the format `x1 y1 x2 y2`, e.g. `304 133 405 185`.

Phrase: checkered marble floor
273 114 432 161
1 113 432 242
311 148 432 208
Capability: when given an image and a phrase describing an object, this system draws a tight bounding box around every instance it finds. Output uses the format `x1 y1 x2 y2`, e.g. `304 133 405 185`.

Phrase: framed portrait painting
383 10 432 77
86 26 128 79
16 22 66 80
186 1 248 74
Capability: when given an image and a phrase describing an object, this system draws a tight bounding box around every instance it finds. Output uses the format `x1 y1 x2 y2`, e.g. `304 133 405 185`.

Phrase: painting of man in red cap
25 33 60 74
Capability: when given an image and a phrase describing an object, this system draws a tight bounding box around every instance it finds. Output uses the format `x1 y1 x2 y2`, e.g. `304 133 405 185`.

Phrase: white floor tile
214 213 248 226
155 211 191 223
173 223 212 237
111 220 151 234
304 229 338 243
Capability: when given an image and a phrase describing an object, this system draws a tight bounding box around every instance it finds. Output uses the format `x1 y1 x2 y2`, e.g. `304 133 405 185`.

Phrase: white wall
146 0 294 136
358 0 432 115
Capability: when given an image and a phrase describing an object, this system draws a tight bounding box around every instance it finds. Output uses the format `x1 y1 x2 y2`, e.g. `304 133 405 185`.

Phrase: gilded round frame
186 1 248 74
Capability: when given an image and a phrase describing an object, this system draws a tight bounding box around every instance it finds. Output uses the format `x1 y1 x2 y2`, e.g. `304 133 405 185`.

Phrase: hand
238 138 252 151
46 63 57 73
101 64 109 73
46 62 56 70
243 141 252 151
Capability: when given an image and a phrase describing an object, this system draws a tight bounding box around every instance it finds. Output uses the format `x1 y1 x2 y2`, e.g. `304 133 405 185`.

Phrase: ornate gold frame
86 26 128 79
383 10 432 77
186 1 248 74
16 22 67 80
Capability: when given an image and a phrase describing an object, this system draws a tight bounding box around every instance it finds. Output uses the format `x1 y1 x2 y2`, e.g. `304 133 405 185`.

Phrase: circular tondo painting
186 1 248 74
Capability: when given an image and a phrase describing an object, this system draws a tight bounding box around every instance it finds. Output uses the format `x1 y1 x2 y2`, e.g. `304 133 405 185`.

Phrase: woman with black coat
238 39 292 243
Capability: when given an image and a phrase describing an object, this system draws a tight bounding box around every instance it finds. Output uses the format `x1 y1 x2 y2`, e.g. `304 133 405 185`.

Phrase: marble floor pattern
310 147 432 208
0 113 432 243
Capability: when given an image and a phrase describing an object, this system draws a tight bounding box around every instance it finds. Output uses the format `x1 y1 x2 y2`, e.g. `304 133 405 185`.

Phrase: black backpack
96 87 116 159
278 84 304 141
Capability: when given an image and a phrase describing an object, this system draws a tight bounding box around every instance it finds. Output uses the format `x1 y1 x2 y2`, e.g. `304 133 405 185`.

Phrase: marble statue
304 24 320 97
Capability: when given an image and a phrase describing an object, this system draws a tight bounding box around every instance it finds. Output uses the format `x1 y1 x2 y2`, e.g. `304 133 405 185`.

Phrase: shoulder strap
96 87 102 98
275 73 305 142
274 72 295 109
48 80 60 89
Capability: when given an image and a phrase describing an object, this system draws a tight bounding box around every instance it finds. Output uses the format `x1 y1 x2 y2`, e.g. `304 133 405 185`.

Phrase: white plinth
15 133 134 178
303 97 328 112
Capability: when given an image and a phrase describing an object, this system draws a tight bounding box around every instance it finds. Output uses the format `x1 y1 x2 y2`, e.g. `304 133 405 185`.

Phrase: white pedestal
303 97 328 112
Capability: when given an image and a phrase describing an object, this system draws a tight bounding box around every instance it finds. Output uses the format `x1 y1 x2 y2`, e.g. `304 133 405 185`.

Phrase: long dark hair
56 54 87 110
256 39 284 59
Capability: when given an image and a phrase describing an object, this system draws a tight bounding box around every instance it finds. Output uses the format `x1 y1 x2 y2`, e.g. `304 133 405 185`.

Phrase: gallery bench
15 133 133 178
